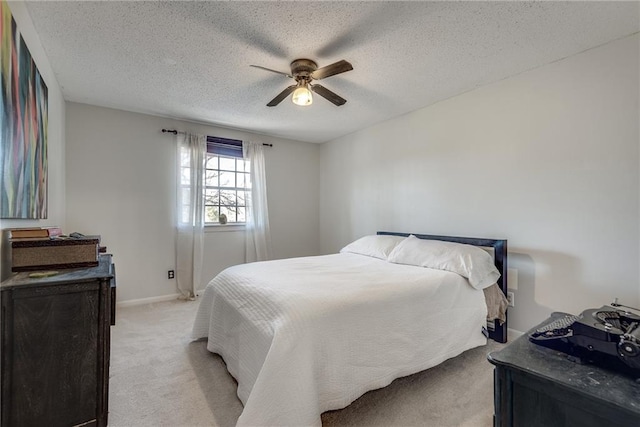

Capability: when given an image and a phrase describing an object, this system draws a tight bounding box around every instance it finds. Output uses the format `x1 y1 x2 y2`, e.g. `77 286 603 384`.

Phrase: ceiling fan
250 59 353 107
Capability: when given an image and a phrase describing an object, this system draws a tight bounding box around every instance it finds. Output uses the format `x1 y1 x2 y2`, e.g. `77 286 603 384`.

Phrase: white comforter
192 253 488 426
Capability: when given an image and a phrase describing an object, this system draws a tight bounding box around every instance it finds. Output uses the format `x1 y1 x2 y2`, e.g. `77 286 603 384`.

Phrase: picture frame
1 0 49 219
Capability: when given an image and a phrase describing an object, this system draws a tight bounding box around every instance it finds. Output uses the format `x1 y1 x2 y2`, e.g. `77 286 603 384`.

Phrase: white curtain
243 141 272 262
175 132 206 299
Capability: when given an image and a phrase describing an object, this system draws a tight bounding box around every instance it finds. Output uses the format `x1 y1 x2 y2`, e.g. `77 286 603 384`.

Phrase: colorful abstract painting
0 0 48 218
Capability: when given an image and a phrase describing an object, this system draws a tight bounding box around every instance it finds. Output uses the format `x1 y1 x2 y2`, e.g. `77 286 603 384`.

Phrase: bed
192 232 508 426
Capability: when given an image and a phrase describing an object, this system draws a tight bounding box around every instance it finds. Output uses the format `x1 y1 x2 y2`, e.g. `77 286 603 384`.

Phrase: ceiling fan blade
250 65 293 78
311 60 353 80
267 85 297 107
310 84 347 106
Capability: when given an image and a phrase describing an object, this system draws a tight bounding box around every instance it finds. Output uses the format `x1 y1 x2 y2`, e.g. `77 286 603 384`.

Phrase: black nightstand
488 313 640 427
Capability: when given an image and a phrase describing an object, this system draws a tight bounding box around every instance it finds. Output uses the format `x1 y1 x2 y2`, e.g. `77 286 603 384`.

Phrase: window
179 136 250 225
204 153 250 224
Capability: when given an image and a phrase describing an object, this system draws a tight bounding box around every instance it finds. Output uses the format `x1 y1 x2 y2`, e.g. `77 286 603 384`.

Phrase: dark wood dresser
1 254 116 427
488 313 640 427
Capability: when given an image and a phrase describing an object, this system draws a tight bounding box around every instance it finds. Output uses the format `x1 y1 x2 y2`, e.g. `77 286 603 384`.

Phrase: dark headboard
377 231 508 343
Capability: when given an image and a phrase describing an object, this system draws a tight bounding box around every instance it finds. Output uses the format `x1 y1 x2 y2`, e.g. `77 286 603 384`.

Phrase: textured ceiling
25 1 639 143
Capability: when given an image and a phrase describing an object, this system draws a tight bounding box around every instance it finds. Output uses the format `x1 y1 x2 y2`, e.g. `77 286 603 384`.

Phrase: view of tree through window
204 154 250 224
180 141 251 225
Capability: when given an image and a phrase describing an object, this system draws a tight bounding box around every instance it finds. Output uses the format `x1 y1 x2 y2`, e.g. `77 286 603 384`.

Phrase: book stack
5 228 102 272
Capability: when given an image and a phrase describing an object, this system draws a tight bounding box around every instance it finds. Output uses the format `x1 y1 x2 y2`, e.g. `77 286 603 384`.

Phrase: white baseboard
116 293 181 308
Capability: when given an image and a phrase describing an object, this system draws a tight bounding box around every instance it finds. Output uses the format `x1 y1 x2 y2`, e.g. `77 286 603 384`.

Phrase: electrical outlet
168 270 175 279
507 291 515 307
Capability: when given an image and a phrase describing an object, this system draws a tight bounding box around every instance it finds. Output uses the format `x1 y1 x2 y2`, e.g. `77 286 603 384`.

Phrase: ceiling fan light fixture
292 83 313 106
254 58 352 107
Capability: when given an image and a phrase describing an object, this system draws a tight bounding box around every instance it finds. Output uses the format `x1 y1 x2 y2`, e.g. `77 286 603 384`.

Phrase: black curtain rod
162 128 181 135
162 129 273 147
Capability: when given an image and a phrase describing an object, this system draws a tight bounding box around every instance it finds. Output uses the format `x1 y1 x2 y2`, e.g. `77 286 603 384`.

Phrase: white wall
65 103 319 302
0 2 66 280
320 34 640 332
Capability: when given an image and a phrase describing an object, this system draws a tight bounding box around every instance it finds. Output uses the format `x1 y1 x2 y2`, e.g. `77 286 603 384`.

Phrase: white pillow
387 235 500 289
340 235 406 260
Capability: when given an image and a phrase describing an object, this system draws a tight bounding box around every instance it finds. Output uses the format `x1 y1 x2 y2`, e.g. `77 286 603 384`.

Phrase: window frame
178 136 251 228
207 136 251 227
203 153 250 226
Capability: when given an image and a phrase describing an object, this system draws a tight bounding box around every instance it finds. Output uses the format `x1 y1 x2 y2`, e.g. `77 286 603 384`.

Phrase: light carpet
109 299 505 426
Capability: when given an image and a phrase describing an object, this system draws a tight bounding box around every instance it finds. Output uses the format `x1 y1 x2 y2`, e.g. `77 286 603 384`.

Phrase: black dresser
488 313 640 427
1 254 116 427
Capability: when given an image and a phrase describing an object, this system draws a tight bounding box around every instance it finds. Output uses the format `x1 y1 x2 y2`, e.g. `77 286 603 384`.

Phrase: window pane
219 157 235 171
237 190 246 206
205 170 219 186
205 206 219 223
237 207 246 223
220 206 236 223
219 171 235 187
240 159 251 172
237 172 249 188
181 167 190 185
181 149 190 167
220 190 236 205
181 188 190 204
205 155 218 169
205 189 219 204
181 205 190 223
